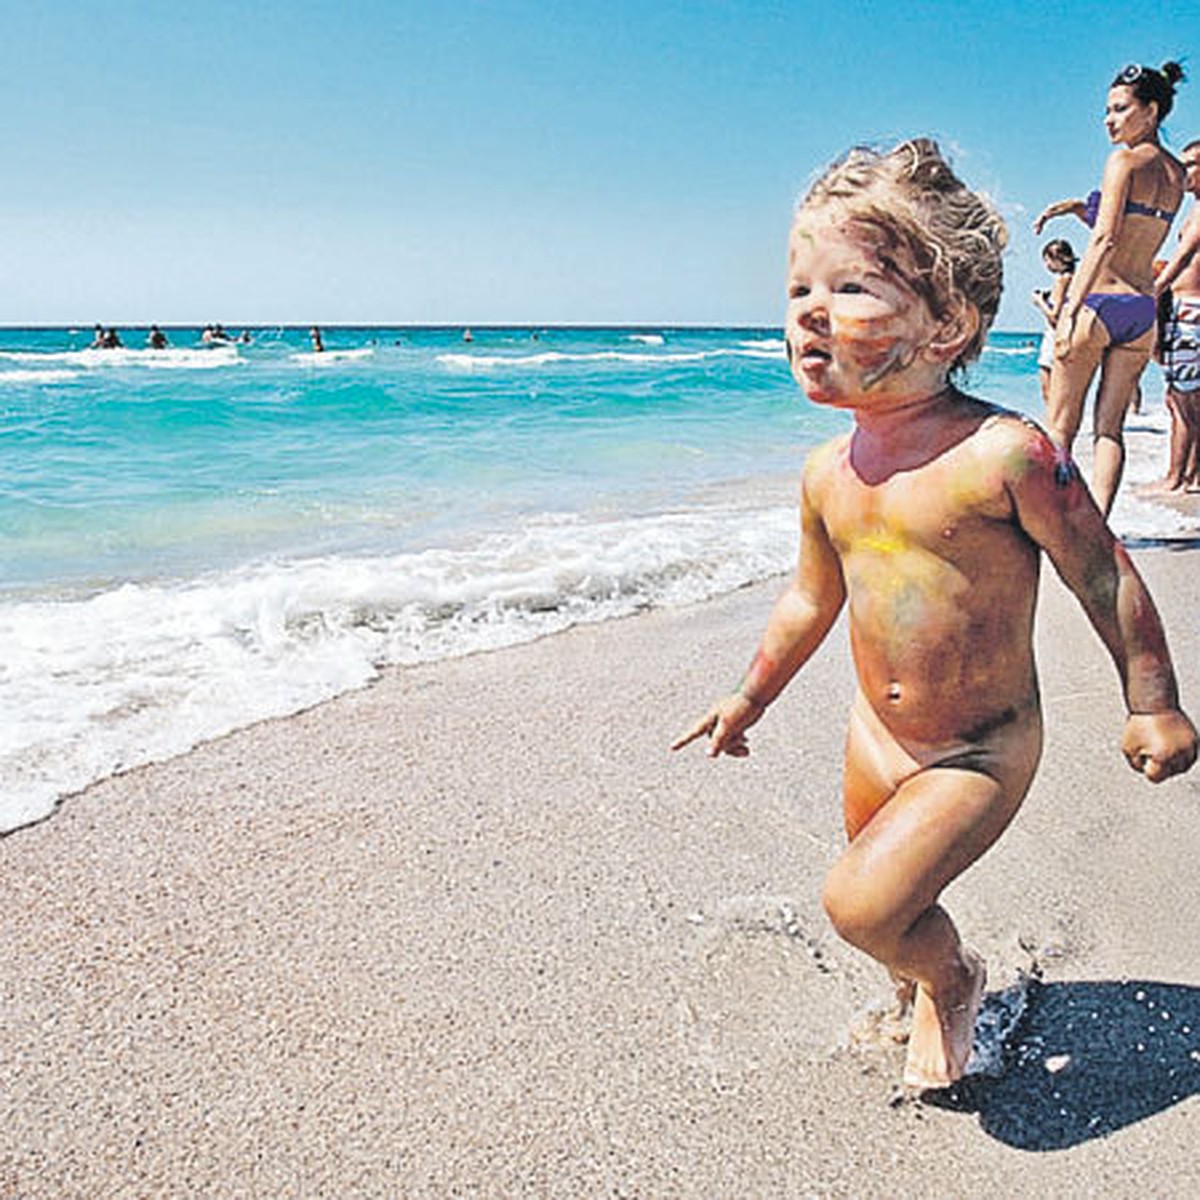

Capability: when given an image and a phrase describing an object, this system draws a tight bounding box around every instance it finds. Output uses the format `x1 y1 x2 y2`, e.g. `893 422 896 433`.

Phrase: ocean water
0 326 1192 832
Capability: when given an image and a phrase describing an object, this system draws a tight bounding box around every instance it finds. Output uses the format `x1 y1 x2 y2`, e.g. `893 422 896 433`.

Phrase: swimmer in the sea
673 139 1197 1090
310 325 324 353
202 323 233 345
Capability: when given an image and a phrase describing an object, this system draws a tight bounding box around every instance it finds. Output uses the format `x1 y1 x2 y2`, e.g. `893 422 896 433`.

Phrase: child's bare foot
901 949 986 1089
892 974 916 1019
850 975 917 1047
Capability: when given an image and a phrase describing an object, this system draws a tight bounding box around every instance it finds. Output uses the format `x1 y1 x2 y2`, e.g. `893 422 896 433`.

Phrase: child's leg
823 765 1031 1087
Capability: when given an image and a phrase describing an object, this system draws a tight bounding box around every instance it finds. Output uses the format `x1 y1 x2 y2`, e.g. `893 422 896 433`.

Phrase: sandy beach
3 533 1200 1197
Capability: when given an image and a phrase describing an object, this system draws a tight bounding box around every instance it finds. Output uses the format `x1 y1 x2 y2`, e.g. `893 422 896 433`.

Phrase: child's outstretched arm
672 461 846 758
1009 425 1198 782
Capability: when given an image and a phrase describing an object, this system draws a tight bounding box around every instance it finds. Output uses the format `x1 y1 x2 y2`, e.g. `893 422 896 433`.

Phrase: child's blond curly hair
799 139 1008 372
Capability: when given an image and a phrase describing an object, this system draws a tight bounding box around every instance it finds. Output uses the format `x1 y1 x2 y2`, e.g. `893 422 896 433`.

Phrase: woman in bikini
1033 61 1186 516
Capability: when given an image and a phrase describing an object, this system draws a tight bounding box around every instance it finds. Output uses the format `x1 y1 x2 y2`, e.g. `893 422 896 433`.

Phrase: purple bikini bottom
1082 292 1156 345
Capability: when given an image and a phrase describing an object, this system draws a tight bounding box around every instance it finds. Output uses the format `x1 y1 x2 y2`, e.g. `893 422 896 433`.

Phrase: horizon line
0 322 1040 335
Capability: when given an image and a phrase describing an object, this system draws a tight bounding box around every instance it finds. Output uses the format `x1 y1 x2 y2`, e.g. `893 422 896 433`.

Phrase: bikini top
1082 188 1178 228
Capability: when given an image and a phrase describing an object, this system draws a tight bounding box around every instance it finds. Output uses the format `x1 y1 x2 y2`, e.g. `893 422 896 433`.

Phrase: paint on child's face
857 336 920 391
785 216 944 409
822 312 923 391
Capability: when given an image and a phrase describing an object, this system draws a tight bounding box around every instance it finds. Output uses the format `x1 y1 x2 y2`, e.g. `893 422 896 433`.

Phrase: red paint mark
741 649 778 697
1023 434 1058 473
1024 433 1087 505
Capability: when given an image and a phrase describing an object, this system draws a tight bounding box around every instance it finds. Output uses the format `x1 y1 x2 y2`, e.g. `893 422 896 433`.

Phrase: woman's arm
1057 152 1135 353
1033 198 1087 235
1033 272 1073 322
1047 271 1073 321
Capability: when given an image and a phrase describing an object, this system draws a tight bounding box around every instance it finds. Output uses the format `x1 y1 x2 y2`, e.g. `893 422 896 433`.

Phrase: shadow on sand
925 979 1200 1150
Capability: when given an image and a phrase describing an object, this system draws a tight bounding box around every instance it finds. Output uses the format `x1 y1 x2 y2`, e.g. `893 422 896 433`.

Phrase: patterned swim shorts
1162 297 1200 393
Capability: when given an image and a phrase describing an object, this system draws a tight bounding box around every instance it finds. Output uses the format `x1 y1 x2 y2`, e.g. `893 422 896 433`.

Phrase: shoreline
2 419 1196 840
4 543 1200 1194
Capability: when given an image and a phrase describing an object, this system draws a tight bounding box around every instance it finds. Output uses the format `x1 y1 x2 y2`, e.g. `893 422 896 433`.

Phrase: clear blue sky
1 0 1194 329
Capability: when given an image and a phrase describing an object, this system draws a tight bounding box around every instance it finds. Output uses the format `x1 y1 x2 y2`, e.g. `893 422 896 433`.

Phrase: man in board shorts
1155 139 1200 490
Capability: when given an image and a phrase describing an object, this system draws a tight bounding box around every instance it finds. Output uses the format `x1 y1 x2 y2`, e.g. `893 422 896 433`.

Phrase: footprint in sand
674 895 874 1086
677 899 1056 1089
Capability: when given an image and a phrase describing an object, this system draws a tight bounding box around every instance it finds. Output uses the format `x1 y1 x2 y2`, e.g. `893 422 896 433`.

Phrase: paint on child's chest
844 525 953 642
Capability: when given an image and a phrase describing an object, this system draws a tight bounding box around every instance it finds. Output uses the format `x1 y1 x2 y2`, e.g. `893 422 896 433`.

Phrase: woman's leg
1046 309 1106 456
1092 345 1150 517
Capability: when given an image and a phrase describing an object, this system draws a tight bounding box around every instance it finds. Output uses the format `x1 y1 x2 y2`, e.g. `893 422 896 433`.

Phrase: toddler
673 139 1197 1088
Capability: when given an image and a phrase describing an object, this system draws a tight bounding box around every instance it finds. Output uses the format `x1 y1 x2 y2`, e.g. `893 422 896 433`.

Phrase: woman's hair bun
1114 60 1186 120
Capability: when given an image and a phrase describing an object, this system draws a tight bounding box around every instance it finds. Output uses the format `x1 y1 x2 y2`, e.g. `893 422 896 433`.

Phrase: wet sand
4 543 1200 1196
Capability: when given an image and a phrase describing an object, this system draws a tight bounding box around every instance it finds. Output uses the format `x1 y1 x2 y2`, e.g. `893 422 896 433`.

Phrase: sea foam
0 346 242 370
289 348 375 365
0 369 80 385
436 345 788 371
0 502 797 832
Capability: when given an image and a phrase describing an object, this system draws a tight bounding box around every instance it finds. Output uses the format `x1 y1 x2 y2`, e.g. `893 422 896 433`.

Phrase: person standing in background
1034 61 1186 516
1153 139 1200 491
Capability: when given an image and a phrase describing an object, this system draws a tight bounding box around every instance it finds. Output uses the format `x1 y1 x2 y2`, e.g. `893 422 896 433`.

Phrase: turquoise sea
0 325 1188 832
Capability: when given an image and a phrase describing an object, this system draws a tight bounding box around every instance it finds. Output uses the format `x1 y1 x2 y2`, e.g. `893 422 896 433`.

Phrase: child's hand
670 694 764 758
1121 710 1199 782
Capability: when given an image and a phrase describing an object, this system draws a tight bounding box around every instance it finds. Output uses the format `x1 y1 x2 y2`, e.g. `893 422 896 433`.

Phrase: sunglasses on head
1117 63 1147 85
